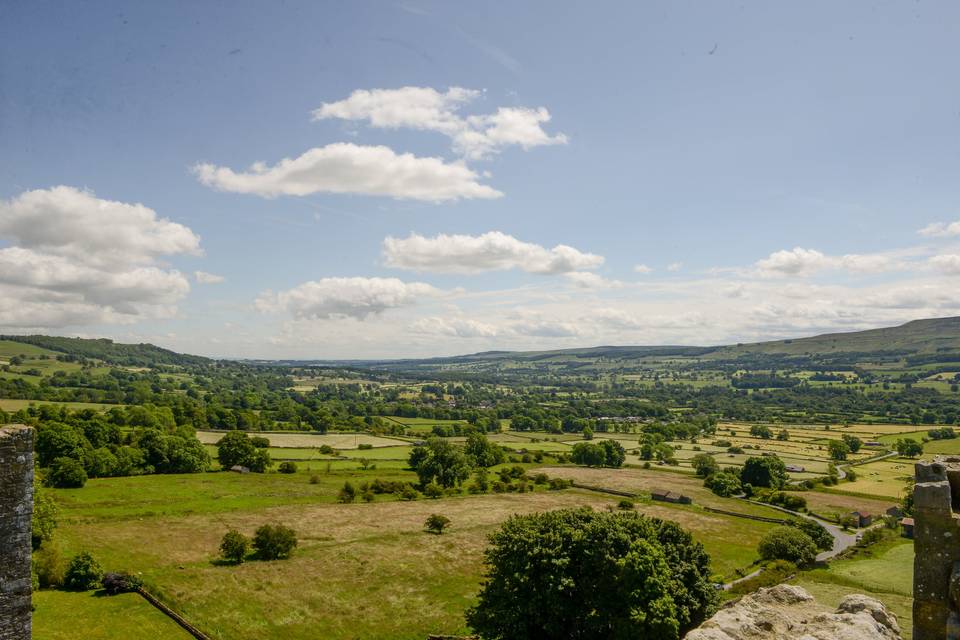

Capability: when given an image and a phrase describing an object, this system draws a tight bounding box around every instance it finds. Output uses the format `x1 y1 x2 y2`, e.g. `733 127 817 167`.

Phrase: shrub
219 530 250 564
338 481 357 503
548 478 572 490
465 508 717 640
309 474 320 484
533 473 549 485
361 489 375 502
357 443 373 450
400 485 419 501
33 541 67 588
617 499 634 510
32 488 59 550
728 560 796 596
425 514 451 535
46 457 87 488
64 552 103 591
253 524 298 560
278 461 297 474
102 572 143 595
318 444 335 455
757 526 817 567
788 519 833 551
858 526 887 547
424 481 444 499
704 470 741 497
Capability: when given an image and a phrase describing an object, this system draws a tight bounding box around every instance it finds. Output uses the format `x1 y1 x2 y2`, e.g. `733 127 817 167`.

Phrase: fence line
702 506 790 524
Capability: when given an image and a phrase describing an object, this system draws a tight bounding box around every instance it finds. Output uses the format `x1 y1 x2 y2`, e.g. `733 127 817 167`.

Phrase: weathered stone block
0 425 33 640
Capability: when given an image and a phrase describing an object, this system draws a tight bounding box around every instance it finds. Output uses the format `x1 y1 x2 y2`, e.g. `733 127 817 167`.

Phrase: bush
46 457 87 488
858 526 887 547
33 541 67 588
220 530 250 564
318 444 335 455
361 489 375 502
278 461 297 474
357 443 373 450
465 508 717 640
102 572 143 595
548 478 572 490
253 524 298 560
727 560 796 596
425 514 451 535
338 481 357 503
309 474 320 484
617 499 634 510
704 470 741 497
533 473 549 485
789 519 833 551
424 481 444 499
64 552 103 591
32 488 59 550
400 485 419 501
757 526 817 567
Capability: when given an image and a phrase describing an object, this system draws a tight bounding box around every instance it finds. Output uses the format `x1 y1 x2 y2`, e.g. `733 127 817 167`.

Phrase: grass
32 590 193 639
195 431 406 449
840 458 914 499
0 399 120 412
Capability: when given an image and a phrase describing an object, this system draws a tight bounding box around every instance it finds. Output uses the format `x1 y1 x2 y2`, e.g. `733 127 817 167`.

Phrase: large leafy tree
464 432 506 468
466 508 717 640
408 437 471 488
217 431 270 472
740 455 787 489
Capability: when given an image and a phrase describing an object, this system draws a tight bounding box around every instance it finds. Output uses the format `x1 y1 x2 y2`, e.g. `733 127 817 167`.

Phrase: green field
33 590 192 639
0 399 120 412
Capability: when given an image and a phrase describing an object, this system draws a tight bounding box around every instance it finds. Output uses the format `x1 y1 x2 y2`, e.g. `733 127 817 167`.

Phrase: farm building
849 511 873 527
886 505 903 518
900 517 914 539
864 441 883 447
650 489 692 504
785 464 805 473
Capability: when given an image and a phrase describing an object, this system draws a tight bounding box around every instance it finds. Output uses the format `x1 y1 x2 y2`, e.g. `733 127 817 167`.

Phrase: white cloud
0 187 197 329
382 231 603 274
410 316 500 338
194 271 225 284
633 264 653 274
919 220 960 238
255 277 441 320
193 143 503 202
313 87 567 160
563 271 623 289
755 247 902 277
929 254 960 275
667 262 683 272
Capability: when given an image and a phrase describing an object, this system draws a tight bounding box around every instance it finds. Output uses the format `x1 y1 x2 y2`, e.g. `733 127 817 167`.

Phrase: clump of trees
409 437 472 488
757 526 818 567
217 431 271 472
570 440 625 468
466 508 717 640
895 438 923 457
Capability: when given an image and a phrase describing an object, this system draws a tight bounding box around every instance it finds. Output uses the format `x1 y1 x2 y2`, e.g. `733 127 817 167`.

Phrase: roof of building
900 517 915 526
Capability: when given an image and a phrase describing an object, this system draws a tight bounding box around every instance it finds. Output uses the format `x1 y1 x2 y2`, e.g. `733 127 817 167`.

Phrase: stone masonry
0 425 33 640
913 455 960 640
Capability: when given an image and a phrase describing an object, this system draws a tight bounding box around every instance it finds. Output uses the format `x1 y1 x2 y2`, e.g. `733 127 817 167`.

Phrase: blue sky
2 0 960 358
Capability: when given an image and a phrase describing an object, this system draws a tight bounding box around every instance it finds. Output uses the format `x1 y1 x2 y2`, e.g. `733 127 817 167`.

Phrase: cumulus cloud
633 264 653 274
756 247 902 276
194 271 225 284
382 231 603 274
930 254 960 275
0 187 198 329
255 277 441 320
193 143 502 202
667 262 683 272
563 271 623 289
410 316 500 338
919 220 960 237
313 87 567 160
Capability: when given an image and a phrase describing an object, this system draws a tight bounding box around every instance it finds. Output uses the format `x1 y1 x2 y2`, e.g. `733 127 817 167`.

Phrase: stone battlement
0 425 33 640
913 455 960 640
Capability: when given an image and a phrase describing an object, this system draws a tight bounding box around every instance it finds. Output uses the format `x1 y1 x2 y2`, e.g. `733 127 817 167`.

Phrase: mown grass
32 590 192 639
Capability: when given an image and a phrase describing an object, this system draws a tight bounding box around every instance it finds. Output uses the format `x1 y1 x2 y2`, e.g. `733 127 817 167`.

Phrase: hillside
0 335 210 367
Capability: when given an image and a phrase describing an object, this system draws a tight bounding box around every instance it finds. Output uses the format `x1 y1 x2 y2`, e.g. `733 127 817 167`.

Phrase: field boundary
569 482 638 498
137 587 211 640
701 505 790 525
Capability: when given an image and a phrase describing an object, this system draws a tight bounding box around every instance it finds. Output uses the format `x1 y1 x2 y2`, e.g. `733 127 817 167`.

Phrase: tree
788 519 833 552
219 530 250 564
253 524 298 560
35 422 84 467
64 552 103 590
338 481 357 503
841 434 862 453
600 439 626 467
828 439 850 461
704 470 742 497
692 453 719 478
409 438 472 488
582 426 594 440
32 488 59 550
757 526 817 567
750 425 773 439
464 432 506 468
740 456 787 489
217 431 271 472
46 457 87 488
425 514 451 535
896 438 923 458
571 442 606 467
776 429 790 441
465 508 717 640
278 461 297 474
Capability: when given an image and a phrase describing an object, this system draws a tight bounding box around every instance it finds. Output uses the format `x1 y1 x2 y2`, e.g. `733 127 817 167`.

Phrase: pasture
195 431 406 449
32 590 192 639
840 458 915 499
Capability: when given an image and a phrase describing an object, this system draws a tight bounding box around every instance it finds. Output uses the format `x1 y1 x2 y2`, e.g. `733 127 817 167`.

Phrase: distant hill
0 335 211 367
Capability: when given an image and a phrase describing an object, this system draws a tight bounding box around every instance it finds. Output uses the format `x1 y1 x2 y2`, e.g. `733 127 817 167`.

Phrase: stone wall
912 456 960 640
0 425 33 640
